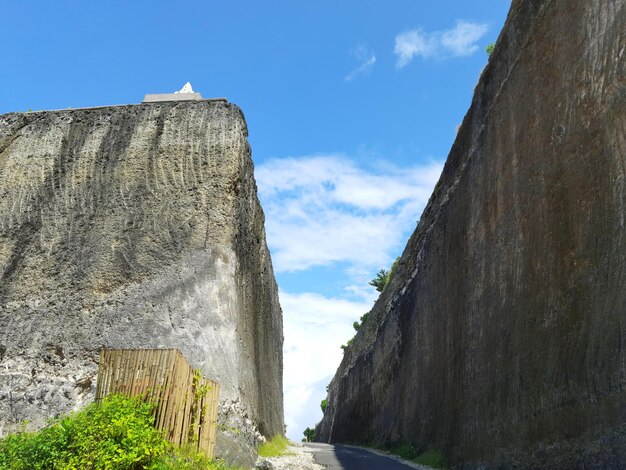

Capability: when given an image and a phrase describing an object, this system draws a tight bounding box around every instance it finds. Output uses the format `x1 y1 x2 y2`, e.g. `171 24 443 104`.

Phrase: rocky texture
255 444 324 470
0 100 284 466
317 0 625 468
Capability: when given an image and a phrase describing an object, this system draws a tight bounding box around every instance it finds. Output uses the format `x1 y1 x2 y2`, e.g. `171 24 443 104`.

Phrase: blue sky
1 1 510 441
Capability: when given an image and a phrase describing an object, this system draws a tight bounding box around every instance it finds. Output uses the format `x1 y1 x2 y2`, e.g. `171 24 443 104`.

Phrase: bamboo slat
95 348 220 458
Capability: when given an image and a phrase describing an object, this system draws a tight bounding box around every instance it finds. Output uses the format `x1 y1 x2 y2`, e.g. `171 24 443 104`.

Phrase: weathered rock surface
317 0 625 468
0 100 284 466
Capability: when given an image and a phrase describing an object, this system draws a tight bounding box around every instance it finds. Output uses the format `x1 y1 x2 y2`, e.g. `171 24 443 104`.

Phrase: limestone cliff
0 100 283 466
317 0 625 467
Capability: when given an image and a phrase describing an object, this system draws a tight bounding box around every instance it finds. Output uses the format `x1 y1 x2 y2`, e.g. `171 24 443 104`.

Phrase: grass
414 449 447 469
390 442 419 459
153 444 241 470
370 441 447 469
258 435 291 458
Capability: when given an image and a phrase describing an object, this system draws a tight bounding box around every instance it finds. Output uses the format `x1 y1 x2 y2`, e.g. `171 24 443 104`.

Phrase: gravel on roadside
255 443 325 470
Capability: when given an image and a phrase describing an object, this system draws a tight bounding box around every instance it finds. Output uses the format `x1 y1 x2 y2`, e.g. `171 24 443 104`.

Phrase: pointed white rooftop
175 82 195 94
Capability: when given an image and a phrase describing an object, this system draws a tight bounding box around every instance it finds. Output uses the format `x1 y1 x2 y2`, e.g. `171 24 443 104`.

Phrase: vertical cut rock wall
317 0 625 467
0 100 283 466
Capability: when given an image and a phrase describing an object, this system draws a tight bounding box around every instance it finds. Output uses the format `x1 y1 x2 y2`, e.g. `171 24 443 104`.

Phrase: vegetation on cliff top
368 269 391 292
368 257 400 293
0 394 237 470
340 256 401 352
320 398 328 412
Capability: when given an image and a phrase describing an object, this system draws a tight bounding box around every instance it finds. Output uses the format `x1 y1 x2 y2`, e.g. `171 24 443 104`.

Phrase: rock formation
0 100 284 467
317 0 625 467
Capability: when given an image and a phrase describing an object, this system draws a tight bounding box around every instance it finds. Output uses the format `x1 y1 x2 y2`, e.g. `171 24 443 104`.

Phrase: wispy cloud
344 46 376 82
395 20 489 68
440 21 489 56
256 154 444 440
256 155 443 273
280 290 376 438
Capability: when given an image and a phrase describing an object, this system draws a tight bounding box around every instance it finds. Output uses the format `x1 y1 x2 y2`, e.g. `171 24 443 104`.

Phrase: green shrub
302 427 315 443
0 394 235 470
340 338 354 351
369 257 400 293
153 444 237 470
485 42 495 55
369 269 390 292
415 449 447 469
320 399 328 412
385 442 447 469
0 394 167 469
258 435 290 458
390 442 419 460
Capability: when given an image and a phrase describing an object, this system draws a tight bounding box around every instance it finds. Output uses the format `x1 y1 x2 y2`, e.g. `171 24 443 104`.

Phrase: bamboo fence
95 348 220 458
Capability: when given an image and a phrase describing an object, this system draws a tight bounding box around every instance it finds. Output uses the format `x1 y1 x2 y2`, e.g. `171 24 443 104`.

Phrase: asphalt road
303 443 419 470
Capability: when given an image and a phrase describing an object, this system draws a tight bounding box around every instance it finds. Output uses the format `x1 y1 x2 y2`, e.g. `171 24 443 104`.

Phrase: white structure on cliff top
143 82 204 103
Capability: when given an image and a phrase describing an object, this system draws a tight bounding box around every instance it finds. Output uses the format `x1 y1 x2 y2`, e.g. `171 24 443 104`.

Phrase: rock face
317 0 625 467
0 100 283 466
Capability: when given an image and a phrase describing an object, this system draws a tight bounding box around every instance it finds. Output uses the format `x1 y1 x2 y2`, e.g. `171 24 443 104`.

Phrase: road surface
302 443 422 470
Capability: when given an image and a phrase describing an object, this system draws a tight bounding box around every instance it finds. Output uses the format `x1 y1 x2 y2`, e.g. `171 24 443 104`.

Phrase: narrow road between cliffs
302 443 431 470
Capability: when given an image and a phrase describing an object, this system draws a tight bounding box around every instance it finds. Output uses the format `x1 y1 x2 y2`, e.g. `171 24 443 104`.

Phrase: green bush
485 42 495 55
320 399 328 413
258 435 290 457
0 394 167 469
384 442 447 469
302 427 315 443
0 394 234 470
340 338 354 351
353 312 371 332
390 442 419 460
153 444 236 470
415 449 447 469
369 269 390 292
369 257 400 293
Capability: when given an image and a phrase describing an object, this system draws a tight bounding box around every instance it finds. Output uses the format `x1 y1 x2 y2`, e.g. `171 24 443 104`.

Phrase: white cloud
345 46 376 82
440 21 490 56
256 155 443 273
256 154 444 440
395 30 437 66
395 20 489 68
280 290 376 439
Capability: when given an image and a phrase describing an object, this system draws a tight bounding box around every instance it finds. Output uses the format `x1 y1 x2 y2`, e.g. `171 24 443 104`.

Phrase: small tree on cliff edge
302 427 315 442
320 399 328 412
369 269 389 292
369 257 400 293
